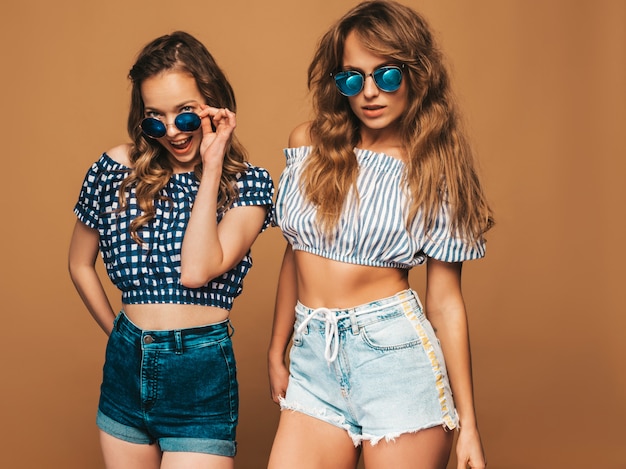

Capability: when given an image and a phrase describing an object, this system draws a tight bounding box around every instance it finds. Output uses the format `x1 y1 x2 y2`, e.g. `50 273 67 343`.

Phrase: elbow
180 254 229 289
180 273 208 289
68 258 82 285
180 279 208 289
180 267 217 289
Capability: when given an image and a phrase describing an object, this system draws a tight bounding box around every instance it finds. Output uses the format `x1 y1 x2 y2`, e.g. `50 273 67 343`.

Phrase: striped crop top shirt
74 153 274 309
274 146 485 268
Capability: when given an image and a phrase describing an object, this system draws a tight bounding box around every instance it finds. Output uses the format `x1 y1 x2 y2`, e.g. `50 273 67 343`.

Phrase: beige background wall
0 1 624 468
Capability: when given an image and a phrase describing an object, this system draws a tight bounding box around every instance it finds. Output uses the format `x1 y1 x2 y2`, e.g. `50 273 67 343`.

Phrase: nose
165 121 180 137
362 75 379 98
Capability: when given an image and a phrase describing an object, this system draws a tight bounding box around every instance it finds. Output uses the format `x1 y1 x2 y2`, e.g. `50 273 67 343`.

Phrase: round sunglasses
332 64 404 97
140 112 202 139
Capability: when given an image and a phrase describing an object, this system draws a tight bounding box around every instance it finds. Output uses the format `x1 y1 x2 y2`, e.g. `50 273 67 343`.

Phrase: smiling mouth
170 137 192 149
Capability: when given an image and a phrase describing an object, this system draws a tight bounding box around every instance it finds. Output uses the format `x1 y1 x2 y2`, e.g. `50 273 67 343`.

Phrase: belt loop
304 312 310 335
227 319 235 338
174 330 183 355
296 307 340 362
409 289 424 312
114 311 123 331
349 308 359 335
297 306 309 334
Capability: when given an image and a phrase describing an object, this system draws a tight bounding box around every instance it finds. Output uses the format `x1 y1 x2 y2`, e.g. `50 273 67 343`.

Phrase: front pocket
360 315 421 351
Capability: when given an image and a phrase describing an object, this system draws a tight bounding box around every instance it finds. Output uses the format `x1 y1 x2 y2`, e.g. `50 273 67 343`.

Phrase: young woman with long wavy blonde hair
268 2 492 468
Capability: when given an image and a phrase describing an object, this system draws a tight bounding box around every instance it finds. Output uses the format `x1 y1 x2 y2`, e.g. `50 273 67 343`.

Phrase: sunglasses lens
140 113 201 138
334 71 364 96
334 66 403 96
373 66 403 92
140 118 166 138
175 112 202 132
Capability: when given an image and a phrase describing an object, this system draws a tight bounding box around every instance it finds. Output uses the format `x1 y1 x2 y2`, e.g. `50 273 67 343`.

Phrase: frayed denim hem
357 420 457 447
279 398 455 447
279 397 361 447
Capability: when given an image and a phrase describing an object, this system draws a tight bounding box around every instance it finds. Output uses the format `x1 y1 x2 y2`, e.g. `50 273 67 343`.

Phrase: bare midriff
123 303 230 330
294 250 410 309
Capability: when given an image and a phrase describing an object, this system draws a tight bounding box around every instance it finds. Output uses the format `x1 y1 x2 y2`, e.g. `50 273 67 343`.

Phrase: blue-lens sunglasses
332 64 405 97
140 112 202 139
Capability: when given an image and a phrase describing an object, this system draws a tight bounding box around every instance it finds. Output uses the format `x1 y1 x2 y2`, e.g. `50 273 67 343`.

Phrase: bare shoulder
288 122 312 148
106 143 133 168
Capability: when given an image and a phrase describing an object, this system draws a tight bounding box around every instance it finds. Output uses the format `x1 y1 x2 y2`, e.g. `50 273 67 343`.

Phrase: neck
359 126 405 161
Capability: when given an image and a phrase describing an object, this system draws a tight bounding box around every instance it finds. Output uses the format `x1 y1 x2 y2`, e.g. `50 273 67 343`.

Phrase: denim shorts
96 312 238 456
280 289 458 446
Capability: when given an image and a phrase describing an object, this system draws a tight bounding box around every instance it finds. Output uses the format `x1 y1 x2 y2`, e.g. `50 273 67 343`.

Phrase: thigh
149 325 238 455
153 337 238 440
362 426 453 469
161 452 233 469
268 411 359 469
100 430 162 469
350 306 458 438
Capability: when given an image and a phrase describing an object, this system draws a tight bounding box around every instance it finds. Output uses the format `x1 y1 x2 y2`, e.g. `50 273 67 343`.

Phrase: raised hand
197 105 237 170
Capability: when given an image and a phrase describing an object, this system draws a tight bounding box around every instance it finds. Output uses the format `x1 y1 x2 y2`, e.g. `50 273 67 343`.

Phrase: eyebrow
341 61 398 71
144 100 202 112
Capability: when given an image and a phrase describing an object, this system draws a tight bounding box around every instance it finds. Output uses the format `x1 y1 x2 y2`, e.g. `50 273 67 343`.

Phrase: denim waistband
295 289 422 362
114 311 233 353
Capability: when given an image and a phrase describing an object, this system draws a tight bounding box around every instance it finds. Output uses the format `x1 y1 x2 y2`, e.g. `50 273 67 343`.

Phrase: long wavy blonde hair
120 31 248 244
304 1 493 242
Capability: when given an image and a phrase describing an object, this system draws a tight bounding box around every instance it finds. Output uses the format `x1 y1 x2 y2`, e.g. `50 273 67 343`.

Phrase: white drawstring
296 307 341 362
294 292 416 364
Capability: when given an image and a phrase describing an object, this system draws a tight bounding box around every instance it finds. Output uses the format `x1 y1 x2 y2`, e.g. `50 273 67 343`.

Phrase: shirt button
143 335 154 344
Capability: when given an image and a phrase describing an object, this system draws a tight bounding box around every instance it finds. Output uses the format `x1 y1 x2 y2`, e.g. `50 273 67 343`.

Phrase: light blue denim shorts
96 312 238 456
280 289 458 446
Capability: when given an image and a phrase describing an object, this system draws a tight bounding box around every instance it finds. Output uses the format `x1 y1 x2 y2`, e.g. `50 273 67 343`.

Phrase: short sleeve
73 158 106 229
231 164 275 231
421 197 486 262
73 153 128 230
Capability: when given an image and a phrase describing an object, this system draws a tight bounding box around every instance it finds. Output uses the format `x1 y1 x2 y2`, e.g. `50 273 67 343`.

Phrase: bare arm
68 220 116 335
266 124 309 403
180 106 267 287
425 258 486 469
268 244 298 404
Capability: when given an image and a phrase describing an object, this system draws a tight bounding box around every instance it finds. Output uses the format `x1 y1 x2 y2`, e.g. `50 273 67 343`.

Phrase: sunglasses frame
331 64 405 97
140 112 202 139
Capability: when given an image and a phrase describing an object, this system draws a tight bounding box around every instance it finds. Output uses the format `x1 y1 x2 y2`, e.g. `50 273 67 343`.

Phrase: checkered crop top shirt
74 153 274 309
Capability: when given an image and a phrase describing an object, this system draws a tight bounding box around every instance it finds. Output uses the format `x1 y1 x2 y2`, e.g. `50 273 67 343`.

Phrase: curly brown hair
120 31 248 244
304 1 493 243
